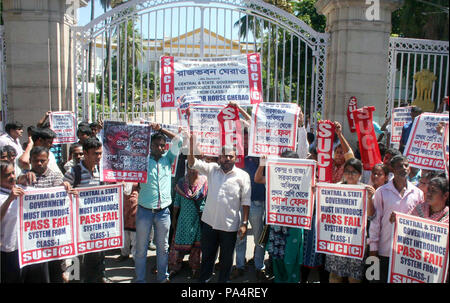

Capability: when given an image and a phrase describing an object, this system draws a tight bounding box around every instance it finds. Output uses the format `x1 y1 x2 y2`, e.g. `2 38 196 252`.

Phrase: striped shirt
63 161 101 188
20 168 64 189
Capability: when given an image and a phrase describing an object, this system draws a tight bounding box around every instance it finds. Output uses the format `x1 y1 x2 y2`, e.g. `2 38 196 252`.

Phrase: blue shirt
400 121 414 146
244 156 266 202
138 136 182 209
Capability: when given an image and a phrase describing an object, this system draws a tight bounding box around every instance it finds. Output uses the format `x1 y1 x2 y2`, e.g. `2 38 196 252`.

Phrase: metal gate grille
386 37 449 117
73 0 328 127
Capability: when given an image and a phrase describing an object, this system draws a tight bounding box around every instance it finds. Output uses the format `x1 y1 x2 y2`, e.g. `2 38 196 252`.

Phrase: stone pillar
2 0 85 135
315 0 403 148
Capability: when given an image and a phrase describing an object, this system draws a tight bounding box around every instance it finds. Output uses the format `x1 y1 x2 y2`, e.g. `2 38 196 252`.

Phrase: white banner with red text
265 158 316 229
388 212 448 283
248 102 299 157
403 113 449 171
18 187 77 268
315 183 367 260
17 185 124 267
160 53 263 108
48 111 78 144
390 106 412 149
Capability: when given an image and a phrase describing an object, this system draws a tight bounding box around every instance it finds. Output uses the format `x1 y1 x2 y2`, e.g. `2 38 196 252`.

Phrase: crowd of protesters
0 100 448 284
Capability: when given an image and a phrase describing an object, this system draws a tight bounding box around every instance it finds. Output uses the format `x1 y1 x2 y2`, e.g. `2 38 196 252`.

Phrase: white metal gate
386 37 449 117
0 25 7 128
72 0 328 127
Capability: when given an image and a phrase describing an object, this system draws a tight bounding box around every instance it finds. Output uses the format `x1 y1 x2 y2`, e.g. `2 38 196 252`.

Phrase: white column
3 0 85 135
315 0 403 147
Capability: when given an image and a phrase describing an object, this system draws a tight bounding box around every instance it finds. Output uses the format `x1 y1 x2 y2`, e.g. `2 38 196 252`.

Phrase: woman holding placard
390 176 449 224
325 158 376 283
255 150 304 283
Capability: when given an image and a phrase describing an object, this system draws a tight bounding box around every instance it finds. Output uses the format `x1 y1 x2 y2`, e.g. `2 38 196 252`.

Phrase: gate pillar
315 0 402 148
2 0 84 137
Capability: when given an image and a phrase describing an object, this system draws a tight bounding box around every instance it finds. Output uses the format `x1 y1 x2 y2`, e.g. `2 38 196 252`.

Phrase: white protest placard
48 111 77 144
160 53 263 108
266 158 316 229
404 113 449 171
315 183 367 260
75 184 124 255
248 102 299 157
389 212 449 283
188 104 225 156
390 106 412 149
18 187 76 268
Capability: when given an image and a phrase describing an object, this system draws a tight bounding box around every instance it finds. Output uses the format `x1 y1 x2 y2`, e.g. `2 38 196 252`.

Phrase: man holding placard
63 138 111 283
134 124 183 283
369 155 423 282
17 146 66 282
188 131 251 283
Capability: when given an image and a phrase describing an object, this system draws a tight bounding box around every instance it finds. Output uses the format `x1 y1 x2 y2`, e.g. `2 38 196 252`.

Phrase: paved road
103 227 319 283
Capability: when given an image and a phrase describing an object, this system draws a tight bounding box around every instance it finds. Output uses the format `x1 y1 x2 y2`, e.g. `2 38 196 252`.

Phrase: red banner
317 121 335 182
217 104 244 168
160 56 175 107
347 96 358 133
247 53 263 104
353 106 382 170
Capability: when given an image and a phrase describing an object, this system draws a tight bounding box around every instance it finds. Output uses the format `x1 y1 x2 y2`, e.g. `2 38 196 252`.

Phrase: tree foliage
392 0 448 41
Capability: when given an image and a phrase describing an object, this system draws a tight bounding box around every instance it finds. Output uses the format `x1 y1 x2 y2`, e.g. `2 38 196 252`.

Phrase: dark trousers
199 223 237 283
80 251 106 283
1 250 49 283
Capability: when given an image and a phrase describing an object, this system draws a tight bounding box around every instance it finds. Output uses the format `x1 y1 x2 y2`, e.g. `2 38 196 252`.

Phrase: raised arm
254 156 266 184
334 121 352 155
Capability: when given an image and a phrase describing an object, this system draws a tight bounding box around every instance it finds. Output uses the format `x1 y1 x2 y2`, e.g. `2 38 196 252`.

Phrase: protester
369 155 424 283
254 150 305 283
417 171 441 196
188 135 251 283
0 145 21 177
232 127 269 282
332 121 355 183
300 147 328 283
399 106 422 153
89 121 103 138
116 183 139 262
382 147 401 180
0 121 24 157
0 161 26 282
134 124 183 283
63 138 112 283
17 146 66 282
63 143 84 173
168 165 207 279
391 175 448 224
324 158 376 283
368 164 390 218
19 127 60 173
76 125 93 145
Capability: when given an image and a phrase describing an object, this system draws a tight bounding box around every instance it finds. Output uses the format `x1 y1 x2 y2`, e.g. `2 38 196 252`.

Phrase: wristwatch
242 221 248 226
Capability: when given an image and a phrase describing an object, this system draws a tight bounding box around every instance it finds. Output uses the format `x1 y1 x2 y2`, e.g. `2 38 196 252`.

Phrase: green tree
392 0 448 40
